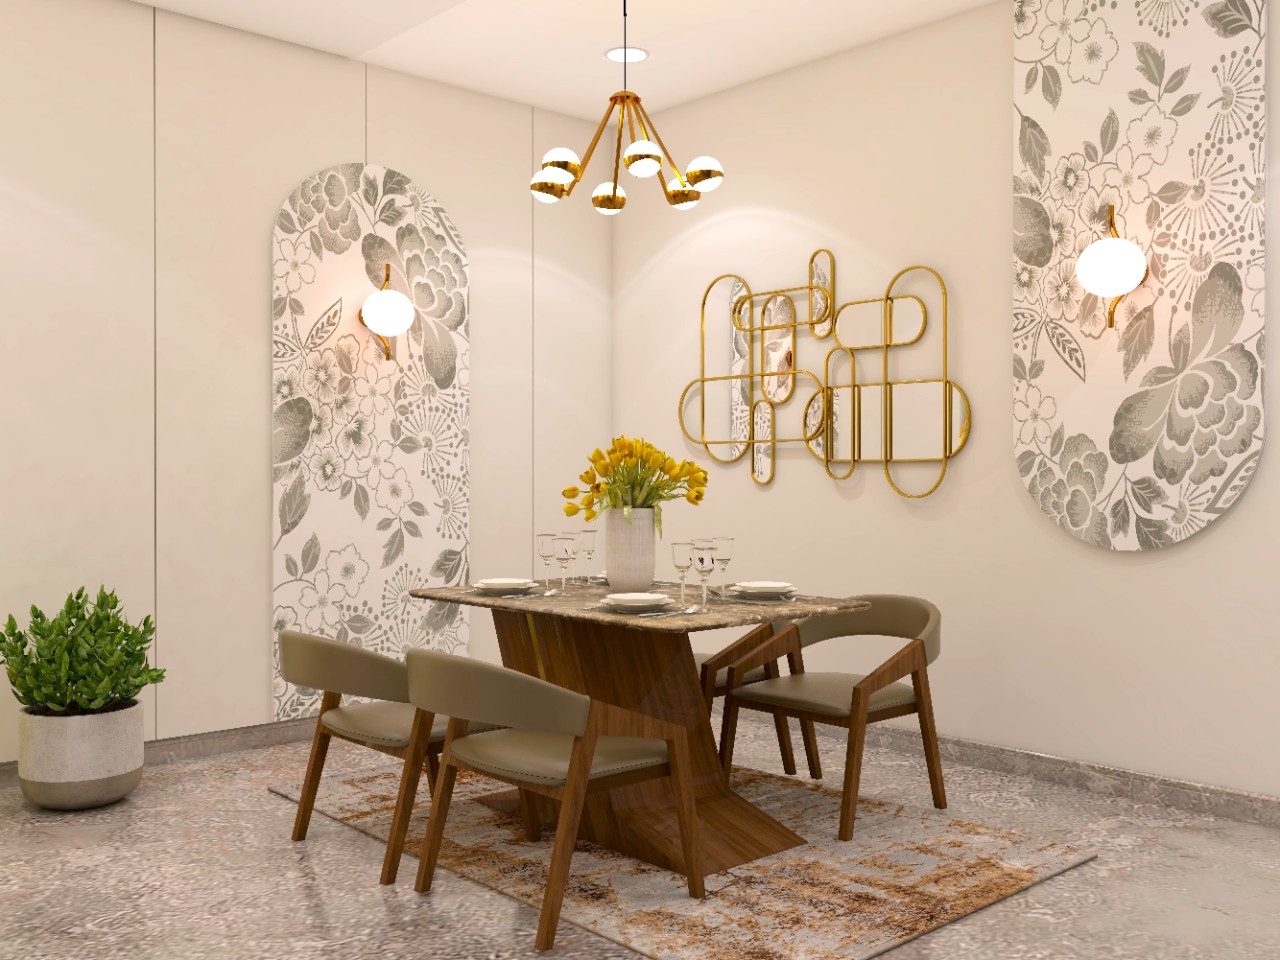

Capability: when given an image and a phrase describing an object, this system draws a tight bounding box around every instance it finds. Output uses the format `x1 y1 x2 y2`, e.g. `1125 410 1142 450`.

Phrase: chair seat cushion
322 702 494 749
692 650 769 693
733 671 916 717
449 729 668 787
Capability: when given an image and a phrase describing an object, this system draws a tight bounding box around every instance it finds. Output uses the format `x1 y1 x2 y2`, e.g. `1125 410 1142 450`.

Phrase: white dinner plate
602 592 673 612
475 578 537 595
733 580 796 594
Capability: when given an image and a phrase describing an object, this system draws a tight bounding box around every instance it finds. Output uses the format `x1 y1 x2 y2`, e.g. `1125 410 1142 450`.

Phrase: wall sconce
1076 205 1148 329
359 264 415 360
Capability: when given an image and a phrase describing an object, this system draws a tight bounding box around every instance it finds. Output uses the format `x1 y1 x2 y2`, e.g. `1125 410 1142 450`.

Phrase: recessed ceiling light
605 46 648 63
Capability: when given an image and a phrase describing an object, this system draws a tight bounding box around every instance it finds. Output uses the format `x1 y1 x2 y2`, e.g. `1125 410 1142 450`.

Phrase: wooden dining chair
693 619 824 780
718 595 946 841
406 649 704 953
278 630 488 885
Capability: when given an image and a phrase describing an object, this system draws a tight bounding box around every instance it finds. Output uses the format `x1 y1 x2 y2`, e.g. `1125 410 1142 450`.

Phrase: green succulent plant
1 587 164 716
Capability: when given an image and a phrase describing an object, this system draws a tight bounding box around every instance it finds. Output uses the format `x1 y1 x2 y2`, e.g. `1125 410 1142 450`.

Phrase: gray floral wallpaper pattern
1013 0 1265 550
270 163 470 719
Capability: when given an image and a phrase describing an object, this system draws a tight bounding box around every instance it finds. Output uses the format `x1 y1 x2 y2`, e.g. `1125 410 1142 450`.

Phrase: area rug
270 765 1092 959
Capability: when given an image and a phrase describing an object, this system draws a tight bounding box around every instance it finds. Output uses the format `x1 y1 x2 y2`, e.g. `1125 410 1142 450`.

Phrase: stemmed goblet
559 530 581 585
671 541 693 604
536 533 556 591
713 537 734 597
691 541 716 607
552 536 576 593
579 529 598 582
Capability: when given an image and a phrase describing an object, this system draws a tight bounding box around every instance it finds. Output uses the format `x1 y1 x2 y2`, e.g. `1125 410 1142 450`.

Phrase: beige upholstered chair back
407 649 590 736
278 630 409 702
791 595 941 664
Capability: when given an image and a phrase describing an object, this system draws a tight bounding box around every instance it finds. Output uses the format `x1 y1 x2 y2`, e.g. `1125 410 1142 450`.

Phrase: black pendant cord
623 0 627 90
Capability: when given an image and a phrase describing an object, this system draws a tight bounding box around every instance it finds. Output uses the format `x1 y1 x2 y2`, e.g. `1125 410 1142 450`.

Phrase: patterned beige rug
271 765 1092 959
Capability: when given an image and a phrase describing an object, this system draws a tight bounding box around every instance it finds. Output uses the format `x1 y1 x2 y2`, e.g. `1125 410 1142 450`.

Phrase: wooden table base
486 609 804 875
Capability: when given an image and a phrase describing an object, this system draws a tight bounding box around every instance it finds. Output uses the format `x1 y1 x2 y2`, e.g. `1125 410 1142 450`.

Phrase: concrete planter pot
18 700 144 810
604 507 656 592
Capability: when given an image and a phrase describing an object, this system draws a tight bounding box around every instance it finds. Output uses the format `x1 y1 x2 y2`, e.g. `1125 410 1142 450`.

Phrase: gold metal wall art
677 251 971 499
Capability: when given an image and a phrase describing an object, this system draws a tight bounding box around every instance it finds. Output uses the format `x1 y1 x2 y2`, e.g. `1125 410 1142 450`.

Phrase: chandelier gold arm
573 96 624 194
611 98 626 196
625 99 638 144
635 99 688 189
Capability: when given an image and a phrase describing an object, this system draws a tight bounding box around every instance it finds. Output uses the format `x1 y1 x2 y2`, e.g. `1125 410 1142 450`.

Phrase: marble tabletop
409 580 870 634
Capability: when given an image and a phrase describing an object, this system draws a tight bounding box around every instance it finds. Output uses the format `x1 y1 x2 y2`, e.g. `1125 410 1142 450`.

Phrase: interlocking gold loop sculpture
677 251 971 498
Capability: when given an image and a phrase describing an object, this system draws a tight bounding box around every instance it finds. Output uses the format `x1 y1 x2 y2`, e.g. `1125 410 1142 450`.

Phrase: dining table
410 580 871 875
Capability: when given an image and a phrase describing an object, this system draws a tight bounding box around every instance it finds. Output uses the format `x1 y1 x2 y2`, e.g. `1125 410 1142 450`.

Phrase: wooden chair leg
838 691 869 842
772 711 798 776
518 788 542 842
799 719 823 780
535 738 593 952
292 691 339 842
667 733 705 899
718 696 740 774
425 748 441 794
380 710 433 885
700 665 716 714
912 666 947 809
414 758 460 894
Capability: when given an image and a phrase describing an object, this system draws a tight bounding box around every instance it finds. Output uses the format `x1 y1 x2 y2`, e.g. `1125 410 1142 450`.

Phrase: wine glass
536 533 556 591
560 530 581 585
671 541 693 603
713 537 734 597
579 529 598 582
552 536 576 592
691 541 716 607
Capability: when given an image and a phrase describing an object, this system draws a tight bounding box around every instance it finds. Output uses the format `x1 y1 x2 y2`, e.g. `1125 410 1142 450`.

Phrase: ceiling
143 0 990 120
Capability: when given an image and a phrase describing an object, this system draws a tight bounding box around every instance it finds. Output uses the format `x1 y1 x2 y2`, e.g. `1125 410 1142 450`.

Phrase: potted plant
563 436 708 591
1 587 164 810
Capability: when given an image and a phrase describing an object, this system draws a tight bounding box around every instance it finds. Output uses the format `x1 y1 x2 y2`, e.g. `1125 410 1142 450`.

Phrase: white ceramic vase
17 700 144 810
604 507 656 592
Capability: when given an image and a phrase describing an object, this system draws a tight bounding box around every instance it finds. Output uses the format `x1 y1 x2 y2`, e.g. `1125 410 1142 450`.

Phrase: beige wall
0 0 610 758
613 2 1280 798
3 0 1275 799
0 0 157 760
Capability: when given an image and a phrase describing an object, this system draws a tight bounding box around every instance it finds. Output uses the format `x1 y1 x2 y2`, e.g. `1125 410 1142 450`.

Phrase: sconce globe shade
361 288 415 337
591 181 627 216
665 177 701 211
530 166 574 203
1076 236 1147 298
541 146 582 178
623 140 662 178
685 155 724 191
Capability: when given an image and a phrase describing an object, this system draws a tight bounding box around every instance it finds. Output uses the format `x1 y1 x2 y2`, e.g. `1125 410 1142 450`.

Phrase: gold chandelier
528 1 723 215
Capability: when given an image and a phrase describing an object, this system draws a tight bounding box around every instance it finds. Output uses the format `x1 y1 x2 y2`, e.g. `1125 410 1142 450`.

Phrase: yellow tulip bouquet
563 435 707 532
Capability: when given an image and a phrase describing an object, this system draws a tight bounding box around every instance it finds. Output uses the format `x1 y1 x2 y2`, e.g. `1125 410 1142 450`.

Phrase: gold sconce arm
1077 205 1149 330
360 263 395 361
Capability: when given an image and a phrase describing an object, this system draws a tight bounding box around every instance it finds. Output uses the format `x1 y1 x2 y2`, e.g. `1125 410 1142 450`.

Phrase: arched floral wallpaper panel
270 163 469 719
1012 0 1265 550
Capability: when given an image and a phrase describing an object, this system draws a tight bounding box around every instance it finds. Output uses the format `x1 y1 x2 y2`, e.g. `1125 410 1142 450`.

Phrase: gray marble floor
1 713 1278 960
